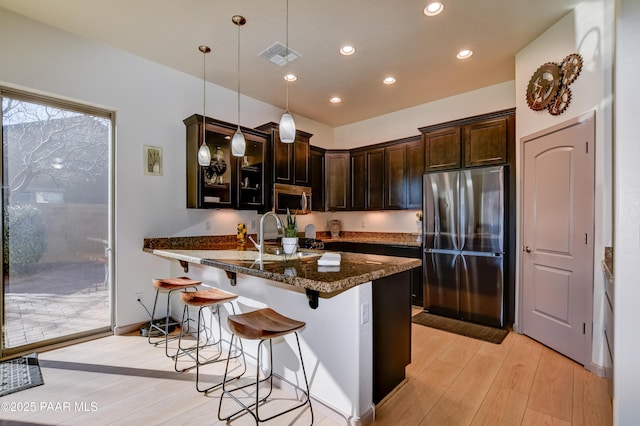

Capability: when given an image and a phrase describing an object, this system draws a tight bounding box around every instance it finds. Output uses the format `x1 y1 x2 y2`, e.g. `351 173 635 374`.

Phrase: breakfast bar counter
145 247 420 294
143 237 420 425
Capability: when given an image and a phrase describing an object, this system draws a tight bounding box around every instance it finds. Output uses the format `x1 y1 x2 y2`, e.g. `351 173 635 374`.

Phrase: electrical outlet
360 303 369 325
361 219 366 228
250 220 256 230
135 292 143 303
205 220 211 230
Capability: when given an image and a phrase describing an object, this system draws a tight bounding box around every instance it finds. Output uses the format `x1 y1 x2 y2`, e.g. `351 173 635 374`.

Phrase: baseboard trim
114 322 145 335
272 374 375 425
589 361 606 377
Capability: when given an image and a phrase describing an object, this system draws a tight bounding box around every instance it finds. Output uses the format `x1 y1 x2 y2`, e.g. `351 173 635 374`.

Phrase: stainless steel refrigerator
422 166 505 328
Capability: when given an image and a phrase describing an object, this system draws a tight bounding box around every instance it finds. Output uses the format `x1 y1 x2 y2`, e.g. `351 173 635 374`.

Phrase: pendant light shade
198 141 211 166
231 15 246 157
278 0 296 143
198 45 212 166
231 127 246 157
279 112 296 143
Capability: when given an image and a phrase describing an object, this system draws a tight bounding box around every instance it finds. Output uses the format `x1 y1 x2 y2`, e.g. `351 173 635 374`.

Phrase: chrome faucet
249 211 283 261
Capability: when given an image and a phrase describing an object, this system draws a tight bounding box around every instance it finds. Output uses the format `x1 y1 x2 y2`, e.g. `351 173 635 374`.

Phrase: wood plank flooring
374 311 612 426
0 313 612 425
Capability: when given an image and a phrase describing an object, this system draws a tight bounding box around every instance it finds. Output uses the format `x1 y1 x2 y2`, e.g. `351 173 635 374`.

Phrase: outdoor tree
2 98 109 201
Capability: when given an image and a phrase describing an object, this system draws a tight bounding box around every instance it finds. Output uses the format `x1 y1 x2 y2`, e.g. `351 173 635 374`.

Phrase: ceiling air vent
258 42 301 67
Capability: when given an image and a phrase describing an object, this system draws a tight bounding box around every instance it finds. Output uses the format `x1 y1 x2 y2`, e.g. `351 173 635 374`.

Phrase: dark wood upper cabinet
184 114 269 211
384 144 406 209
350 151 366 210
367 148 385 210
423 127 461 171
405 139 424 209
273 130 292 184
256 122 312 187
294 134 310 185
420 108 515 171
309 145 325 211
463 117 508 167
325 151 350 210
349 136 422 211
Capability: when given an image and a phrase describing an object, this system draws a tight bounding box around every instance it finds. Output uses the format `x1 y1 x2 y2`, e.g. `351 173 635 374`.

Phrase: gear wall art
526 53 583 116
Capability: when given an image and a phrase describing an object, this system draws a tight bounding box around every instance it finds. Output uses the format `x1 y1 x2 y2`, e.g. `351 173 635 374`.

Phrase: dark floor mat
0 353 44 397
412 312 509 344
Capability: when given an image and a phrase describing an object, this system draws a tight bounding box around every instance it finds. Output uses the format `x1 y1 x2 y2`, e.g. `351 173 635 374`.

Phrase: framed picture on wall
144 145 162 176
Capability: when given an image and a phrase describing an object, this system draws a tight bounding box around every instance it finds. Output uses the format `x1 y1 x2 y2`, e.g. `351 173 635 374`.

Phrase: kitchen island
143 238 420 425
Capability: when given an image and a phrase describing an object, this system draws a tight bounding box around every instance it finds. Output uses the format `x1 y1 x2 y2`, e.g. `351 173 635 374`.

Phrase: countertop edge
144 248 421 294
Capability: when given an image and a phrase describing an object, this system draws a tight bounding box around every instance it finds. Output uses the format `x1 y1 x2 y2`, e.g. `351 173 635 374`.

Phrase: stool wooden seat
227 307 306 340
218 308 313 424
180 288 238 307
175 287 244 393
147 276 201 357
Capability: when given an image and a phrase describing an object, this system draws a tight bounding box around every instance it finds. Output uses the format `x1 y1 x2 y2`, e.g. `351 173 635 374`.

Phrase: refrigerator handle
458 171 466 251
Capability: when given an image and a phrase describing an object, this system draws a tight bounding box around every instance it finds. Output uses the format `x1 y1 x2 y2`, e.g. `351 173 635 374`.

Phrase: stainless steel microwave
273 183 311 215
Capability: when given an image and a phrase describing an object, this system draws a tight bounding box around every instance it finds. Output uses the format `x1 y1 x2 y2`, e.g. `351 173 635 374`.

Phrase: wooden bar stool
175 287 246 393
147 276 201 357
217 307 313 424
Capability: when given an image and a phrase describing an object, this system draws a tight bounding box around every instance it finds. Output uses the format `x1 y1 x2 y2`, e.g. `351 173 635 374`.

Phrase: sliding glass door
1 89 112 357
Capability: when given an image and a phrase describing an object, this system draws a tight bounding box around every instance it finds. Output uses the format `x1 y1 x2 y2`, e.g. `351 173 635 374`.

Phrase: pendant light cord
203 48 206 135
237 21 241 129
285 0 290 113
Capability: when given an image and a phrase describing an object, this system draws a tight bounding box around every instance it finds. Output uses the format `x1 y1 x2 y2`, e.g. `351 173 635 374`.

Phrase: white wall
332 81 515 150
0 8 334 328
514 2 614 371
614 0 640 422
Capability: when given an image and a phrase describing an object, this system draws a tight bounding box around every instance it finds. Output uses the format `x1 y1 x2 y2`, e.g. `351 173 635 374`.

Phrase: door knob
524 246 531 253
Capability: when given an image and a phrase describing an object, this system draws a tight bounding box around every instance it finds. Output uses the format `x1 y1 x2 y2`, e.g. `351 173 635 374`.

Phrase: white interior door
521 112 594 365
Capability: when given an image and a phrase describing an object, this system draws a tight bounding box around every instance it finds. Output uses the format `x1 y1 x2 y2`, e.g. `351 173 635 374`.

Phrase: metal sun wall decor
526 53 583 116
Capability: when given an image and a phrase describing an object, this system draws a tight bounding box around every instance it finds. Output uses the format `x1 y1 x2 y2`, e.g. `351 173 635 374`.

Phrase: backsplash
168 209 423 238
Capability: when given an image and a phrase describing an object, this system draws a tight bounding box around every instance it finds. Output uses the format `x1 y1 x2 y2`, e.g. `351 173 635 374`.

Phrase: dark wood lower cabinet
323 241 423 306
372 271 411 404
321 242 419 402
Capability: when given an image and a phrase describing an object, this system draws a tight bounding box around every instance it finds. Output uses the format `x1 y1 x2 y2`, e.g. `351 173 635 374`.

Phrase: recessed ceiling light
456 49 473 59
284 73 297 82
424 2 444 16
383 76 397 85
330 97 342 103
340 45 355 56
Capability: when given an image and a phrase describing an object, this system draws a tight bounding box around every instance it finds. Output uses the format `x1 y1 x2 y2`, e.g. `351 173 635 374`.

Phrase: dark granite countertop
144 247 421 294
316 231 422 248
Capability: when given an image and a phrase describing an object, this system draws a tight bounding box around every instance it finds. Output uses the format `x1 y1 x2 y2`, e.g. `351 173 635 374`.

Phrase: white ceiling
0 0 579 127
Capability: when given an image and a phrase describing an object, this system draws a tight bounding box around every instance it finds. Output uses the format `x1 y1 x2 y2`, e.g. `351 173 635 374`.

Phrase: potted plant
282 208 298 254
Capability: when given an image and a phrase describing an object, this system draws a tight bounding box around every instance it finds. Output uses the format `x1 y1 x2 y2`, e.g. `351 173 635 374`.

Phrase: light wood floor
0 317 612 425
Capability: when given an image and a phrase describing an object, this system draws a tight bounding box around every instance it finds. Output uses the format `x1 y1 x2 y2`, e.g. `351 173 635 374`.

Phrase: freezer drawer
423 251 459 318
459 254 504 327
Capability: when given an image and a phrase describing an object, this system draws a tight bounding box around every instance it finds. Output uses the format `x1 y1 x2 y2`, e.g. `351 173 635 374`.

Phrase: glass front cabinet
184 114 269 211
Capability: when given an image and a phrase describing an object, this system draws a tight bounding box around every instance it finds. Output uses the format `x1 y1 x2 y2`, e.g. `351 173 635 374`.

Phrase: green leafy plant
3 204 47 273
284 208 297 238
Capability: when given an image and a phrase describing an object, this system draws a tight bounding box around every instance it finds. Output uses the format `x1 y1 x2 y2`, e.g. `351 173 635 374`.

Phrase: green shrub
3 204 47 272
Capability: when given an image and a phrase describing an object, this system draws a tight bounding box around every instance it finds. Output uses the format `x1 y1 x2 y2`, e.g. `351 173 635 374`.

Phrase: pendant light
197 45 212 166
278 0 296 143
231 15 246 157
